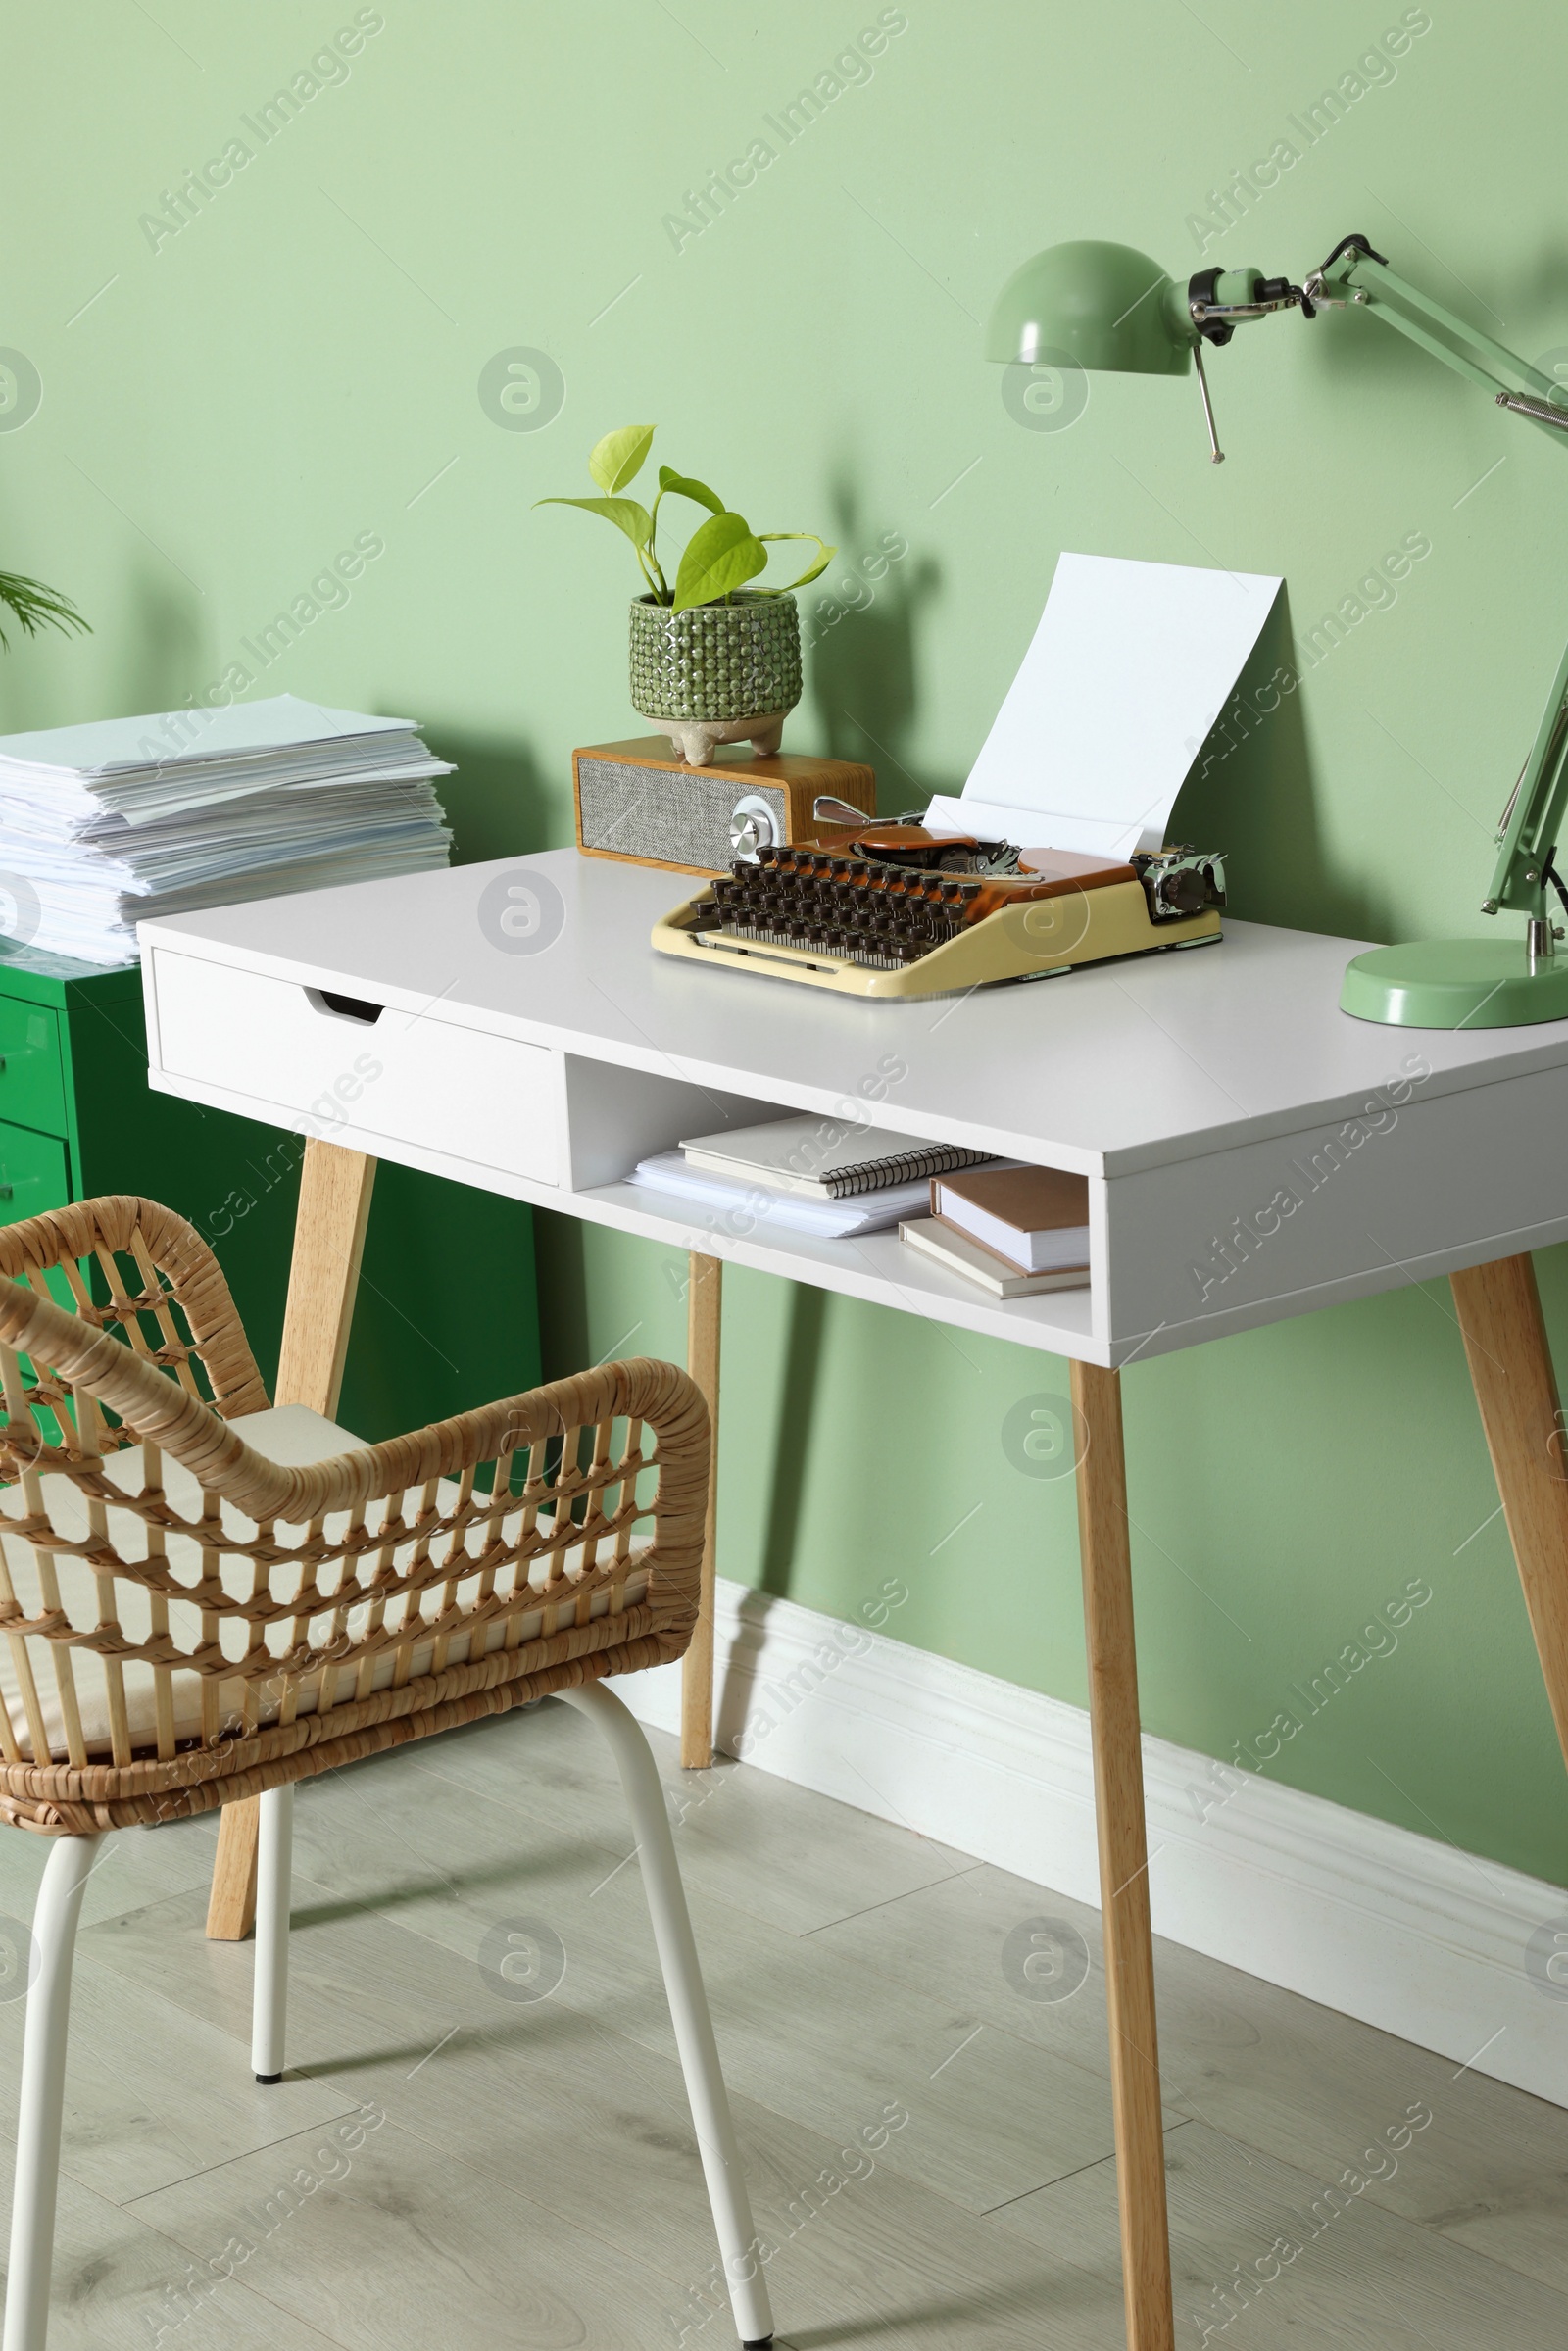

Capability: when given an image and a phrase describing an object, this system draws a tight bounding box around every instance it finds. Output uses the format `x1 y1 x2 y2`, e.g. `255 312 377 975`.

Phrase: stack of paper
627 1150 936 1239
0 694 455 965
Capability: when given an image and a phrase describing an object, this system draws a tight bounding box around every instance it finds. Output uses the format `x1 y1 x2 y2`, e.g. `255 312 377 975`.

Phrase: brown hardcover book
929 1164 1091 1274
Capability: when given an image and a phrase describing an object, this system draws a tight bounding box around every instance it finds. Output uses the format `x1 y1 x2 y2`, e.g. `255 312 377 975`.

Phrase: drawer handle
305 987 383 1026
0 1186 13 1201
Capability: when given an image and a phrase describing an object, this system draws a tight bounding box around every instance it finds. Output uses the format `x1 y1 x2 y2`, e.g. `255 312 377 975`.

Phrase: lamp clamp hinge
1187 269 1237 346
1312 231 1390 275
1301 232 1388 313
1190 268 1319 333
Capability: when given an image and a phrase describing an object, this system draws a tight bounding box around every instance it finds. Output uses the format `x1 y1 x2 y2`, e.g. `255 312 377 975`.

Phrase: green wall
5 0 1567 1885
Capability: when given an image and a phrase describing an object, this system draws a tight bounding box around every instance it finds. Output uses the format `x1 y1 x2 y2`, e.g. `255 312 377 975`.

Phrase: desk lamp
987 233 1568 1028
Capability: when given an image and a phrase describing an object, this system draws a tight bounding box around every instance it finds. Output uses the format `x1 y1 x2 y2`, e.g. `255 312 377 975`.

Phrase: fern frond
0 570 91 654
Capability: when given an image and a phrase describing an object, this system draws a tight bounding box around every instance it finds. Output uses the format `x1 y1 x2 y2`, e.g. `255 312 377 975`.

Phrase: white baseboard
611 1578 1568 2108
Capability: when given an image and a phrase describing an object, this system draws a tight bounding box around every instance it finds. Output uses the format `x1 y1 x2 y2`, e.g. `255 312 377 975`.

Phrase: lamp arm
1319 242 1568 922
1485 641 1568 922
1321 247 1558 411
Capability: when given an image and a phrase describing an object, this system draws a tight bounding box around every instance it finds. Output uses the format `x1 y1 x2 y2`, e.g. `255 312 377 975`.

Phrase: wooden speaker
572 738 877 877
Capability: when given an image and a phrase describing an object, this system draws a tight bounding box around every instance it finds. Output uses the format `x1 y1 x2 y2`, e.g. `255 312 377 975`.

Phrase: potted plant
539 426 832 765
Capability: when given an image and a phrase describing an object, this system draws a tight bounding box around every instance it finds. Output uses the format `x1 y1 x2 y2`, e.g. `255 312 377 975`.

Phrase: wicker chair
0 1197 773 2351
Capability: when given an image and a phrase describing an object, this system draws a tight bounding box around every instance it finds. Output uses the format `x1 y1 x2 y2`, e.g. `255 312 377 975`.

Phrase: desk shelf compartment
554 1062 1112 1359
559 1053 788 1192
572 1157 1105 1364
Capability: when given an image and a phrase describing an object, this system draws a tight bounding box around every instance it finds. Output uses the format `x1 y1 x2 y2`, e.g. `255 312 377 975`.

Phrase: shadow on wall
1170 583 1402 947
339 1164 543 1440
759 1283 828 1598
1512 235 1568 326
116 568 205 721
532 1208 589 1386
420 725 564 866
806 476 945 812
0 558 203 735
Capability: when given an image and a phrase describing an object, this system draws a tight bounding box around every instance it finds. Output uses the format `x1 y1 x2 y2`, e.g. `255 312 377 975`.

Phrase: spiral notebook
679 1114 994 1201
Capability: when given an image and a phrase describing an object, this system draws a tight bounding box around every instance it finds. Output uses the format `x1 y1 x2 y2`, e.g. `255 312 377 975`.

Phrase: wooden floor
0 1698 1565 2348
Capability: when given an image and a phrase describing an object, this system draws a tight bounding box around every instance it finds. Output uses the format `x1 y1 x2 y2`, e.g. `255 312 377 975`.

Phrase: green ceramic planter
628 592 802 724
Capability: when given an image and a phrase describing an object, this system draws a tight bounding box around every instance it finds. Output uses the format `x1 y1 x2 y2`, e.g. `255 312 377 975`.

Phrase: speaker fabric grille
577 759 785 871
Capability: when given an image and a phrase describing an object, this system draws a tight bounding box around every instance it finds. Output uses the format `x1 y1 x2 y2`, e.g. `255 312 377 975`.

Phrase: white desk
140 850 1568 2351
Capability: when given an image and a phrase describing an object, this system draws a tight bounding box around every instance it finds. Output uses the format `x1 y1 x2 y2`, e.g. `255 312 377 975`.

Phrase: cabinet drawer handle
305 987 383 1026
0 1186 14 1200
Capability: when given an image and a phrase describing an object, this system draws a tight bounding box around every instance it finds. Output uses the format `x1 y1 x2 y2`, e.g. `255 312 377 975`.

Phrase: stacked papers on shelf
0 694 454 965
628 1151 932 1238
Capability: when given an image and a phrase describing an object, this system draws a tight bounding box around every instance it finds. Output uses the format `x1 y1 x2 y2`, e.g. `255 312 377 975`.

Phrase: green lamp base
1341 937 1568 1028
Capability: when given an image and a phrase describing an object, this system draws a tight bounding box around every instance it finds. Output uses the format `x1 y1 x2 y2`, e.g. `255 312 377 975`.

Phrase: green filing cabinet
0 944 541 1437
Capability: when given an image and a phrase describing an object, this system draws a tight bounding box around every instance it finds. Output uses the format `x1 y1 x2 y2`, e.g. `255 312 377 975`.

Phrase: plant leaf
535 496 652 549
657 466 724 515
0 568 90 652
588 426 655 494
756 532 837 593
672 511 768 611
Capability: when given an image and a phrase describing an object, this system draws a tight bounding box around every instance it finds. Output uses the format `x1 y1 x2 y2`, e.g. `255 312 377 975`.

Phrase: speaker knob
729 793 780 863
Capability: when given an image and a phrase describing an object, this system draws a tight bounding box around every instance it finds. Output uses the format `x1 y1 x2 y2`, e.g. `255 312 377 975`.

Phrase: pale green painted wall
5 0 1567 1885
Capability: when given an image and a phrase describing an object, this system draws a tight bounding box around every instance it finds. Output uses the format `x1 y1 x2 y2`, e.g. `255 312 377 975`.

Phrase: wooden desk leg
273 1140 379 1425
1450 1253 1568 1771
1071 1359 1174 2351
681 1251 722 1770
206 1140 378 1942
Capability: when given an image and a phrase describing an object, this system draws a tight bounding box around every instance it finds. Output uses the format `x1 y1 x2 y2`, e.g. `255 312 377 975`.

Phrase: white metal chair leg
4 1834 102 2351
560 1683 774 2348
252 1784 292 2083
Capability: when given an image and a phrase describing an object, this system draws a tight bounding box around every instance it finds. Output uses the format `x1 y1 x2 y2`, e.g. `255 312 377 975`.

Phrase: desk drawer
0 1122 69 1226
149 950 558 1187
0 1002 65 1138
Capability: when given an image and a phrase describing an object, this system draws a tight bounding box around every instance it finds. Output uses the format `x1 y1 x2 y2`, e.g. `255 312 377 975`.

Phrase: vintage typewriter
652 808 1225 1000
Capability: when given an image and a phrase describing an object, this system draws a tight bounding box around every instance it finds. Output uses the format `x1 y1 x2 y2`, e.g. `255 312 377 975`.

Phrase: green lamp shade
986 240 1193 375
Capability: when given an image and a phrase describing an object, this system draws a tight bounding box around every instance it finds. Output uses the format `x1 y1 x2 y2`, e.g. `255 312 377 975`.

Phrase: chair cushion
0 1404 648 1763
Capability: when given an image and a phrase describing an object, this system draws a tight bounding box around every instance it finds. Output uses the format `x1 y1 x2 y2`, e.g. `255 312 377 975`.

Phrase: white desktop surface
140 850 1568 1167
140 851 1568 1366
